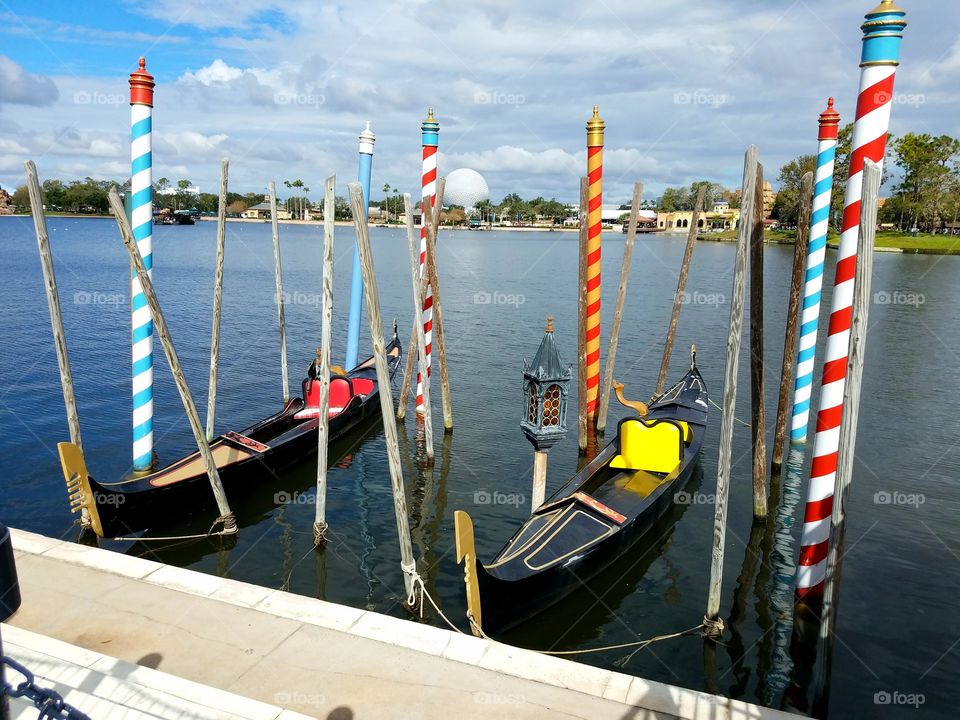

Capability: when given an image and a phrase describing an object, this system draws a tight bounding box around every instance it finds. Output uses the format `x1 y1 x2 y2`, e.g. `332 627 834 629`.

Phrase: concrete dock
4 529 794 719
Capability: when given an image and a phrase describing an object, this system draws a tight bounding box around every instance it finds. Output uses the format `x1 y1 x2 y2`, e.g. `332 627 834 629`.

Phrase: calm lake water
0 215 957 718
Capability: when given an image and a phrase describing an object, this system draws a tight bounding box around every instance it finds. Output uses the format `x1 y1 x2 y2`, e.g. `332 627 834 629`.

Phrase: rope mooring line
107 517 234 543
709 397 751 427
466 611 706 658
411 573 467 635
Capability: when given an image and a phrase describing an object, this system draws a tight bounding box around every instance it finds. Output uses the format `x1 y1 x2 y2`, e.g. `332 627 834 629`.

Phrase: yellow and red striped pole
585 106 604 418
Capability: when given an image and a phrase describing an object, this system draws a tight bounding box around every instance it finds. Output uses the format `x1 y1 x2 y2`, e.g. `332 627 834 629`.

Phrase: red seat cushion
294 377 354 420
329 377 352 409
352 378 375 396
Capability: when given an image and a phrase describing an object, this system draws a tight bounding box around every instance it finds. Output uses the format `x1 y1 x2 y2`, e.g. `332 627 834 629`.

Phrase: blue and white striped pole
345 122 375 370
790 98 840 444
129 57 155 471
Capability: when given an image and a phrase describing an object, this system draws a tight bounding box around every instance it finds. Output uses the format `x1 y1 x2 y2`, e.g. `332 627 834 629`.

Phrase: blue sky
0 1 956 204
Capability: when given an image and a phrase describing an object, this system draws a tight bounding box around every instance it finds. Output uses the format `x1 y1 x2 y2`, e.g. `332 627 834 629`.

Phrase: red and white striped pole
795 0 907 602
416 108 439 415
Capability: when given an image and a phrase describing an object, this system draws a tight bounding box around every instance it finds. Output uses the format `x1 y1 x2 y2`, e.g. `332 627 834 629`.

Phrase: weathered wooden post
313 175 336 545
396 318 418 421
595 181 642 434
705 146 757 636
813 160 881 711
403 193 434 461
750 163 767 520
521 317 573 510
398 177 448 426
25 161 89 529
796 0 907 604
348 182 418 603
25 161 82 452
269 181 289 403
657 186 706 396
772 172 814 468
108 188 237 534
577 177 589 453
205 158 229 441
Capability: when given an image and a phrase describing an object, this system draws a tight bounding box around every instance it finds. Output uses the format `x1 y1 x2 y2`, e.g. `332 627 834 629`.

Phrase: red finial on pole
818 97 840 140
129 57 155 108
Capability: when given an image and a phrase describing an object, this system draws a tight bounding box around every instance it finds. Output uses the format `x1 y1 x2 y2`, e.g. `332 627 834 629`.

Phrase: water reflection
766 446 805 707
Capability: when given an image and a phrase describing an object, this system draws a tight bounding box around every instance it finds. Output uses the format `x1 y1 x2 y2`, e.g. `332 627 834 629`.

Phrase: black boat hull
456 363 708 637
83 338 402 537
474 445 701 635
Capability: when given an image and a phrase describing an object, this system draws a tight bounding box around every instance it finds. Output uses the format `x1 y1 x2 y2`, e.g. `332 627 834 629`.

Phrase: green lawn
697 228 960 254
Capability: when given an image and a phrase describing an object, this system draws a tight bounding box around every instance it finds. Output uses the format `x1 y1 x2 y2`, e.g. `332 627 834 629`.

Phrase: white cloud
0 56 58 106
0 1 954 200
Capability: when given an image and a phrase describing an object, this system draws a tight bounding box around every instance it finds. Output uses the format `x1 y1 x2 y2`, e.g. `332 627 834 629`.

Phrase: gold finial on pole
546 316 554 333
586 105 605 147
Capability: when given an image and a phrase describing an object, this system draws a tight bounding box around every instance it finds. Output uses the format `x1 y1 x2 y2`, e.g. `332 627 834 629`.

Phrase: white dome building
444 168 490 210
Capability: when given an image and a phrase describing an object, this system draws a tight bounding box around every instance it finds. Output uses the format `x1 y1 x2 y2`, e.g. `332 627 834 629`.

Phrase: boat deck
4 529 795 720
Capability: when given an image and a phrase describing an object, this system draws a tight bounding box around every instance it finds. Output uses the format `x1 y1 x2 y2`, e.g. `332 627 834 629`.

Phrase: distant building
657 207 741 232
601 204 627 224
242 202 291 220
157 185 200 196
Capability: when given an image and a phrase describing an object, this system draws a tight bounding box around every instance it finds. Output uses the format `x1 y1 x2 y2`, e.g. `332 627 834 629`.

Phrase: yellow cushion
610 419 683 474
620 469 666 497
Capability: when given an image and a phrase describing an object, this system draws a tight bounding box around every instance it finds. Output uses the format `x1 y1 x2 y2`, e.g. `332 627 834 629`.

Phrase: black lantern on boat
521 317 572 452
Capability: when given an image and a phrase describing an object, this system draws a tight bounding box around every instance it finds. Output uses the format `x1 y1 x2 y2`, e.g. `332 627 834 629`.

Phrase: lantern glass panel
544 384 562 426
527 384 539 424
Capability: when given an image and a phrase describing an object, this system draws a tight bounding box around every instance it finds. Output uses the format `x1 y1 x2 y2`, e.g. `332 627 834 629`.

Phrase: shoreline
5 214 958 254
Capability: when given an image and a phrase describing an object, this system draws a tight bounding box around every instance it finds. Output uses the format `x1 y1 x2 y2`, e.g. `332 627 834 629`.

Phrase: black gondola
454 355 707 637
59 331 402 538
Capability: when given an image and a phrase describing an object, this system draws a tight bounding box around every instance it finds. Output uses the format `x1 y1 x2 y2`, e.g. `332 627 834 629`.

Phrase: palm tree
175 179 192 211
284 179 307 219
383 183 392 219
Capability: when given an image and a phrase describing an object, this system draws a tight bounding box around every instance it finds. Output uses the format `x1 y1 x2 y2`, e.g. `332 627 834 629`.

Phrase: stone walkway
5 529 794 719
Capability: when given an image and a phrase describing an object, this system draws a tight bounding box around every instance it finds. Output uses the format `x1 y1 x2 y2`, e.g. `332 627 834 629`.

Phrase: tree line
773 127 960 232
9 176 322 218
13 131 958 232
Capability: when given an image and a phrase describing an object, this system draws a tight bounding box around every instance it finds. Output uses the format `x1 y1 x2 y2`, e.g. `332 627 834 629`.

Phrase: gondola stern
57 442 104 538
454 509 485 637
